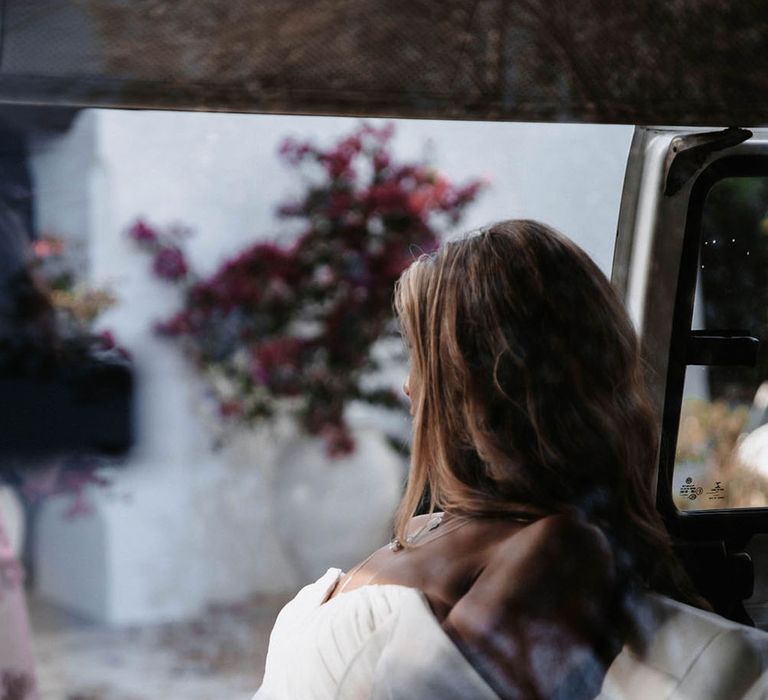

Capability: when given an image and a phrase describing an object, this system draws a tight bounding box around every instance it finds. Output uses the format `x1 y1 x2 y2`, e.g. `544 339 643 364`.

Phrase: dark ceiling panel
0 0 767 125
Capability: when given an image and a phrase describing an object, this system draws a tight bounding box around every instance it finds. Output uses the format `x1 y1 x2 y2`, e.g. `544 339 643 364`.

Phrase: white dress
253 567 499 700
254 567 768 700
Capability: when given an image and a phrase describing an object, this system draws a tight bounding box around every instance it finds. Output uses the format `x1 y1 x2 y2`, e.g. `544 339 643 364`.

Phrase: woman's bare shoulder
444 512 617 639
443 513 619 697
466 513 615 605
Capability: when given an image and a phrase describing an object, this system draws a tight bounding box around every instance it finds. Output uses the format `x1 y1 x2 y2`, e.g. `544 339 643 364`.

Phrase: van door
614 126 768 623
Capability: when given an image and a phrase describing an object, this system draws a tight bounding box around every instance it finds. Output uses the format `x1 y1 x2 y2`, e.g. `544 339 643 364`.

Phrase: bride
253 220 752 699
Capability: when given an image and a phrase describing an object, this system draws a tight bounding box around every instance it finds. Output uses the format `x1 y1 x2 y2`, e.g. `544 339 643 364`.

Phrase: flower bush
30 236 121 347
131 123 486 455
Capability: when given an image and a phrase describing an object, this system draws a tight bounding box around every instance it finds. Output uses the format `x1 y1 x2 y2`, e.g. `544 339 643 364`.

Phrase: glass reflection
674 177 768 511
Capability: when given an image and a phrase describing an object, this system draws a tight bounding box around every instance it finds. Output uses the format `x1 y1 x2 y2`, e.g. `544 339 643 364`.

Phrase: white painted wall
86 111 630 277
28 110 632 624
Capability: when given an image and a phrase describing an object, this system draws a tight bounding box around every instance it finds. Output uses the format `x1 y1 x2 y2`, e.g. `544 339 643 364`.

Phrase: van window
673 175 768 511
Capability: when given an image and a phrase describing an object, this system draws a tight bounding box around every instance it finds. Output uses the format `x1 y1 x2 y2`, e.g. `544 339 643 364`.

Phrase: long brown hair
393 219 700 604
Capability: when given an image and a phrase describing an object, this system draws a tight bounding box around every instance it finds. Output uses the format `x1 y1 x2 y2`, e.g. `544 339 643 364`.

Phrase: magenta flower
153 246 188 281
98 330 116 349
364 181 409 215
327 192 355 219
323 424 356 457
254 337 302 371
373 151 391 171
322 149 355 180
128 219 158 245
130 122 486 457
278 137 314 166
155 311 191 336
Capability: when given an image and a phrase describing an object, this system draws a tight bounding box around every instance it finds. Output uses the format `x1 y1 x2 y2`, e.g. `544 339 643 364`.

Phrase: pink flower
155 311 191 336
337 135 363 155
254 337 302 370
32 237 64 258
232 242 298 281
373 151 391 171
128 219 158 245
323 424 355 457
360 122 395 143
278 137 314 165
327 192 355 219
249 337 304 393
408 177 451 217
98 330 116 349
322 149 355 179
364 181 409 215
153 246 188 281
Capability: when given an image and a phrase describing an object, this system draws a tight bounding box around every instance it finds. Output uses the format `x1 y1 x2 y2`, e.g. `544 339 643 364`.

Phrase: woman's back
255 219 729 698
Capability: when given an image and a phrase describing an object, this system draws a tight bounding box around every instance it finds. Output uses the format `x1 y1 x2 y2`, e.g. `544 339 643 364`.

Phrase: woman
254 220 705 700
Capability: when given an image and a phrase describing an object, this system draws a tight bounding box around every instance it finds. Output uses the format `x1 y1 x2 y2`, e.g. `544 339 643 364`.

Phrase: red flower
360 122 395 143
373 150 391 171
128 219 158 245
327 192 355 219
32 237 64 258
153 246 188 281
155 311 191 336
133 122 485 458
278 137 314 166
322 149 355 180
323 424 355 457
97 330 116 349
371 243 420 282
364 181 409 215
254 337 302 369
250 337 303 392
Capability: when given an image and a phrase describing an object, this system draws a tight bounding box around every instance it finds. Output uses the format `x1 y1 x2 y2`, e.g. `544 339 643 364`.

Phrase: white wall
92 111 630 277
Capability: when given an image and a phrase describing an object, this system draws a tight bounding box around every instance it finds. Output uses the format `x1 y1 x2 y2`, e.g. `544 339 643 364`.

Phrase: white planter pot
271 425 405 584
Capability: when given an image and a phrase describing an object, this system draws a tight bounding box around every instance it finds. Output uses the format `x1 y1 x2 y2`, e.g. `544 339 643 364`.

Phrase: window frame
659 154 768 539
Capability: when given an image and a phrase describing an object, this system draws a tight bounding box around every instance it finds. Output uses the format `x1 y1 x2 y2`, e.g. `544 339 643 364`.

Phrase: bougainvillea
131 123 485 456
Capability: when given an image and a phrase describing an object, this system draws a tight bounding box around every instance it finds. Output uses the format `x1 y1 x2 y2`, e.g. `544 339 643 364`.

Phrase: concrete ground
27 591 290 700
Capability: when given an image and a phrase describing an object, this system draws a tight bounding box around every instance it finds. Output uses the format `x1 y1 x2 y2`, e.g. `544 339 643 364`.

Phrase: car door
614 125 768 623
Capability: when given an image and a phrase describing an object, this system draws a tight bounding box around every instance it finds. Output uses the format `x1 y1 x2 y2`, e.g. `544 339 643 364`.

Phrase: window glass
0 108 631 697
674 176 768 511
